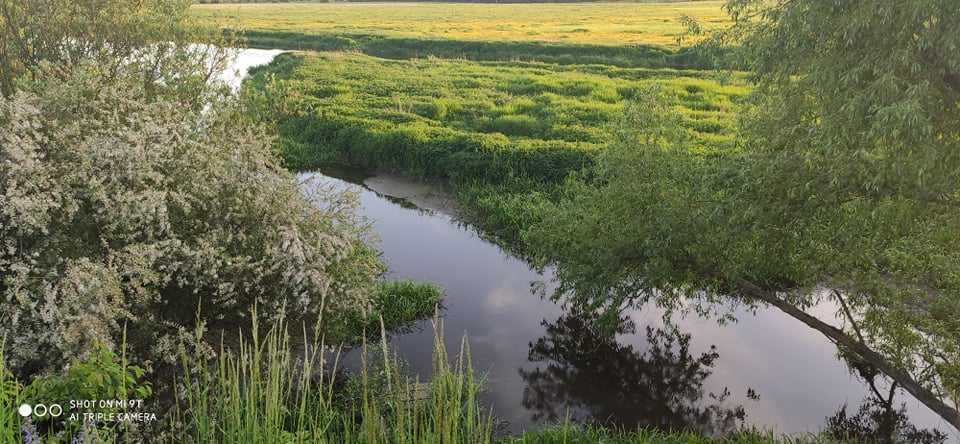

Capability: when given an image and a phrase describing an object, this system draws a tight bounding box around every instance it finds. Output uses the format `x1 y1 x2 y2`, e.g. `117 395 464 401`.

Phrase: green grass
191 2 729 48
0 344 20 444
193 2 733 69
332 280 445 341
174 315 795 443
176 314 494 443
250 52 743 177
0 317 831 443
245 51 746 242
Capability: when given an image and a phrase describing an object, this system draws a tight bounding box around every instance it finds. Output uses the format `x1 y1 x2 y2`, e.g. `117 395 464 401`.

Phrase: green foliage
525 86 730 313
23 346 152 442
0 341 152 443
332 280 445 342
0 65 383 376
525 0 960 431
726 0 960 425
0 0 235 102
175 315 493 443
247 52 744 244
22 348 151 414
0 1 385 379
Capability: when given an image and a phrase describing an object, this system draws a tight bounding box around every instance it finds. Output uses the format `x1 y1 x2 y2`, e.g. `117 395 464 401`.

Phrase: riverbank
293 169 951 439
5 0 956 440
245 50 744 246
236 27 956 438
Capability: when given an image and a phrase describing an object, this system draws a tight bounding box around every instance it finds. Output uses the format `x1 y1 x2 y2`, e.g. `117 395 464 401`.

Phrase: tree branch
734 279 960 431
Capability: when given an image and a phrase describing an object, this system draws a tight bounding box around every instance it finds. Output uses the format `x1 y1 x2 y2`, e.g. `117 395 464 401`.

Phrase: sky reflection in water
297 170 952 438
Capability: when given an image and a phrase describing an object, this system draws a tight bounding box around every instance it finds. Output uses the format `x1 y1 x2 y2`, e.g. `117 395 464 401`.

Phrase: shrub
0 65 382 376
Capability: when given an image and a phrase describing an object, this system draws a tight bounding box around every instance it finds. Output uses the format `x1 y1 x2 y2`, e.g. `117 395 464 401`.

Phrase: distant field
191 1 728 47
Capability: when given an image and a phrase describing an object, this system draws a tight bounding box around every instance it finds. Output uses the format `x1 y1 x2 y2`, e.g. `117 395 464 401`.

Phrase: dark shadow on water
519 310 752 436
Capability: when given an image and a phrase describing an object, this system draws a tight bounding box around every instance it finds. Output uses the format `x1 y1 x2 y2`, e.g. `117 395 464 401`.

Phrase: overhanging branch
734 279 960 431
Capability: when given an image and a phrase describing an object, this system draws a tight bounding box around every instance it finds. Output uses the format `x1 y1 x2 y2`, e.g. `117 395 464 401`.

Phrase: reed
175 312 493 443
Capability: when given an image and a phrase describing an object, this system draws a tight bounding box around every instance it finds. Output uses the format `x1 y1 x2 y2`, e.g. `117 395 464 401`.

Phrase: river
229 49 956 440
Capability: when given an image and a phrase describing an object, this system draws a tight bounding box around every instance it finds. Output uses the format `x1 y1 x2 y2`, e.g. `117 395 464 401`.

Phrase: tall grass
0 343 22 444
5 319 816 443
177 314 329 443
175 314 493 443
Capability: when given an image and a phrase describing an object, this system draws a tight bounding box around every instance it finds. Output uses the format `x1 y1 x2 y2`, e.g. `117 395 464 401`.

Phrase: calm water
231 50 956 440
298 170 952 438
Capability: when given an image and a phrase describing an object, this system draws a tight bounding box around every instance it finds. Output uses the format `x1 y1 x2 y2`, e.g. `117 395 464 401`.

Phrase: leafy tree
527 0 960 430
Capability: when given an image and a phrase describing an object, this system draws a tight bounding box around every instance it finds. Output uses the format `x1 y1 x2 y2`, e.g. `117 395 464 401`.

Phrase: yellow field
191 1 728 47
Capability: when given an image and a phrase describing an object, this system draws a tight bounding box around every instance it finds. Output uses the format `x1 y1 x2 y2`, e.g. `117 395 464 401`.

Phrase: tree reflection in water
824 384 947 443
519 312 750 436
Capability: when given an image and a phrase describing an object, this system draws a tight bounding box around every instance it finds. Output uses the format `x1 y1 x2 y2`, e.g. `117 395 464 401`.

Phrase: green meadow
191 2 730 47
246 51 745 240
192 2 731 69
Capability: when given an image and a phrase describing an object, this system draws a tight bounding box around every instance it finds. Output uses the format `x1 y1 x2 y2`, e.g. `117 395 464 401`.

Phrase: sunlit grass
0 343 22 444
248 52 745 181
190 1 729 48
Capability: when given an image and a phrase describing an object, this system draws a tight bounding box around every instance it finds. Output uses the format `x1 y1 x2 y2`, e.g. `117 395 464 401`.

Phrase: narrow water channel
233 50 955 440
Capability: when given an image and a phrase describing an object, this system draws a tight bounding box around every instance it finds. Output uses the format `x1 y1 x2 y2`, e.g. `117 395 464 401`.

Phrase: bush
0 65 382 376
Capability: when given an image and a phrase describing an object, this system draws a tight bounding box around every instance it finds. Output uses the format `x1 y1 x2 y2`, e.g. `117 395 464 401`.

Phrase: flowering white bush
0 65 382 374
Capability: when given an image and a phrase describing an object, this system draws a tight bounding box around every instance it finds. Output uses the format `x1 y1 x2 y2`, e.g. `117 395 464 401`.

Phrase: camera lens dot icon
18 403 32 417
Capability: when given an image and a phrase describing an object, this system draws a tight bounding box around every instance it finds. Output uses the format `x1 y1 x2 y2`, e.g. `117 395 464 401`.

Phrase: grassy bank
245 51 745 241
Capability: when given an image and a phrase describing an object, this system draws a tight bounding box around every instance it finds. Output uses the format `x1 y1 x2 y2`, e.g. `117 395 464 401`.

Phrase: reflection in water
295 168 955 439
520 312 751 436
825 388 947 443
223 51 956 439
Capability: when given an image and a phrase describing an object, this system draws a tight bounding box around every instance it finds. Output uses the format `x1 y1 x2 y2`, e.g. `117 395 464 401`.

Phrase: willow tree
528 0 960 431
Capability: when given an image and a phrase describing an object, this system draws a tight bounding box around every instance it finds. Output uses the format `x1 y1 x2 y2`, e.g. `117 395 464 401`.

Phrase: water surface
299 170 952 438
